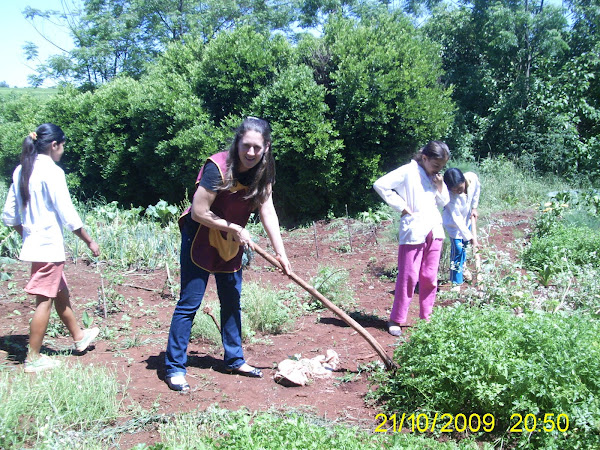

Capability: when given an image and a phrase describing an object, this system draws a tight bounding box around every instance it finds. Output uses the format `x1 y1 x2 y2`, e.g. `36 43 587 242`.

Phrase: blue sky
1 0 77 87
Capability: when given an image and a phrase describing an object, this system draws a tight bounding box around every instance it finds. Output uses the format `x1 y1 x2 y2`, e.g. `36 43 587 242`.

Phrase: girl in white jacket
2 123 100 372
442 168 481 286
373 141 450 336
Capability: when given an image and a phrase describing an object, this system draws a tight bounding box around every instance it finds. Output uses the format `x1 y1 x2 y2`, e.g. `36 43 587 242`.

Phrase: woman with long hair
164 117 291 391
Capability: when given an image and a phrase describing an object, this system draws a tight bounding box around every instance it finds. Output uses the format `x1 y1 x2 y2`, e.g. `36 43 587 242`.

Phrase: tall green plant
251 64 344 221
197 26 293 122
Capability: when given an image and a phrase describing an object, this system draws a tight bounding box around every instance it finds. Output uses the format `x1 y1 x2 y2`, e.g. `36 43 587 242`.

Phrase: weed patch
370 305 600 449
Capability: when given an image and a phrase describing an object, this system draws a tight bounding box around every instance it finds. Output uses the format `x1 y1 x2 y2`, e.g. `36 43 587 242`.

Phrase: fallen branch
121 283 161 293
252 243 396 371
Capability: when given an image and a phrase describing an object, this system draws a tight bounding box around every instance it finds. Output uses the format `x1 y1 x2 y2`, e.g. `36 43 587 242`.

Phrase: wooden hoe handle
252 243 397 371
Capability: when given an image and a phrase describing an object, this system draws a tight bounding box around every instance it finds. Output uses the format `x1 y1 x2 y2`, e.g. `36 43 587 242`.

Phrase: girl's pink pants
390 231 443 324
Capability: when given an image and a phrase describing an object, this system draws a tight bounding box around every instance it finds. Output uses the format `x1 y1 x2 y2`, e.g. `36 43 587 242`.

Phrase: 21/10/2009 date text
374 413 569 434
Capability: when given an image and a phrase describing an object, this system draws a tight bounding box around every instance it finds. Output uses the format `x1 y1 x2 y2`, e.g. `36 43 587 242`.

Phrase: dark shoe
226 365 263 378
387 321 402 337
166 374 190 392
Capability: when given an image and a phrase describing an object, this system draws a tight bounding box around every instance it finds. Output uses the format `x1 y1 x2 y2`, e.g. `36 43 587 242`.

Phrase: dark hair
221 117 275 210
19 123 66 207
443 167 466 190
414 140 451 162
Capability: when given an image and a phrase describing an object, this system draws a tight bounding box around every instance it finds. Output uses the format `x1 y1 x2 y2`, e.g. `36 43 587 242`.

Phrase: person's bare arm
190 185 252 246
73 227 100 257
258 190 291 274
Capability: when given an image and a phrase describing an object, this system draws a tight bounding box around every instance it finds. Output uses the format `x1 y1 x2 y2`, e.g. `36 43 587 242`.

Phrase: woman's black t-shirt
199 161 257 191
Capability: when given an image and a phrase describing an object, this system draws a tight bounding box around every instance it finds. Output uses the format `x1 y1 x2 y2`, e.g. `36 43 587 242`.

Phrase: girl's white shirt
2 154 83 262
442 172 481 240
373 160 449 245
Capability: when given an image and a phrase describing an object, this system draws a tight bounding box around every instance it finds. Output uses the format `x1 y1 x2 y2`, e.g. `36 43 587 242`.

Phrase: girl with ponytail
2 123 101 373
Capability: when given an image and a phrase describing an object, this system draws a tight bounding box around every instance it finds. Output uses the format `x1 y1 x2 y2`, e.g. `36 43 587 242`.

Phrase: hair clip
28 132 37 141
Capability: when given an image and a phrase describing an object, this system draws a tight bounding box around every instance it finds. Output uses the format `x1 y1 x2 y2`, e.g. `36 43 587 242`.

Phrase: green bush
522 223 600 274
241 282 296 334
251 64 344 222
371 305 600 449
197 26 293 122
324 12 454 213
522 195 600 275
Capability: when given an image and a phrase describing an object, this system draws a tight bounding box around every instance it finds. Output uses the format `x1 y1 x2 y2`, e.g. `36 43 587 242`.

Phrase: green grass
0 87 59 100
191 281 299 345
0 363 122 448
153 405 483 449
476 155 571 216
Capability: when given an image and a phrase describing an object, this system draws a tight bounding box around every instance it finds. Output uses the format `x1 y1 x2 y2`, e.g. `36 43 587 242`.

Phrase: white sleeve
2 182 21 227
435 183 450 208
49 169 83 232
373 167 408 214
471 177 481 209
447 198 473 241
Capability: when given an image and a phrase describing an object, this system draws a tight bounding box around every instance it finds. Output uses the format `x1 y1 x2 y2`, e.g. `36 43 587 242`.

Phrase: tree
196 26 293 122
321 13 454 211
22 0 298 88
250 65 345 221
42 62 218 205
24 0 153 86
422 0 569 163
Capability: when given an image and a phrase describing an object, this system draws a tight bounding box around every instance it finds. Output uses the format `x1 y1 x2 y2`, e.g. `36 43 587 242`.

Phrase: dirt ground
0 210 532 447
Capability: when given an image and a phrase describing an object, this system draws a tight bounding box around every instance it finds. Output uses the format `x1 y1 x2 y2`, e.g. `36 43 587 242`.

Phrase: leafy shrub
522 223 600 274
356 205 394 224
241 282 296 334
371 305 600 449
0 226 21 258
306 265 357 311
521 193 600 286
145 200 179 225
0 256 16 281
191 282 297 344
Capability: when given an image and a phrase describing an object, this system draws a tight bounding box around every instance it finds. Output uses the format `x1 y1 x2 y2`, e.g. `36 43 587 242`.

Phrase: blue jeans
449 238 468 284
165 219 245 378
